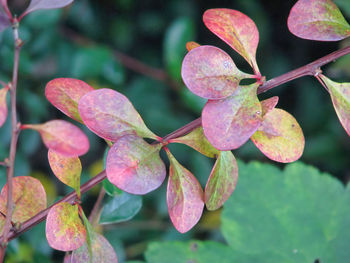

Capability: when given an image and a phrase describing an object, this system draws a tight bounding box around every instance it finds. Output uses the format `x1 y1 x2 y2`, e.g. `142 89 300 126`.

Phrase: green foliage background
0 0 350 262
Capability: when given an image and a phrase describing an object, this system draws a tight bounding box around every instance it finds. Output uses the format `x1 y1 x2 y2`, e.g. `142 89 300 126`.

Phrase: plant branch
0 19 22 262
1 44 350 244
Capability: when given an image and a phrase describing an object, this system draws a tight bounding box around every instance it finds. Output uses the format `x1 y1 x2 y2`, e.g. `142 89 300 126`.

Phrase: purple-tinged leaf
20 0 74 20
0 86 8 127
0 4 10 33
320 75 350 136
170 127 219 158
260 96 279 116
71 232 118 263
22 120 89 157
0 176 47 234
205 151 238 211
48 149 81 197
251 108 305 163
106 135 166 195
78 88 158 141
45 78 94 123
46 202 86 251
186 41 200 52
203 8 260 72
288 0 350 41
181 45 253 100
165 149 204 233
202 83 262 150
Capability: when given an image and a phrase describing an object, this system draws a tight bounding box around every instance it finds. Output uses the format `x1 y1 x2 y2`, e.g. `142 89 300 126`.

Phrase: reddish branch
1 44 350 246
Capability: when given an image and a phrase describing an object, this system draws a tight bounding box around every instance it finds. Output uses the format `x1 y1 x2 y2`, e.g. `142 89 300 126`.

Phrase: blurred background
0 0 350 262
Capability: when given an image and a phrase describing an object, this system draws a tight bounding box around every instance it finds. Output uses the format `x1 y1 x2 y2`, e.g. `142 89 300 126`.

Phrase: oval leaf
71 232 118 263
205 151 238 211
320 75 350 136
288 0 350 41
21 0 74 19
45 78 94 123
79 88 157 141
260 96 279 116
99 191 142 224
0 176 47 234
0 87 8 127
106 135 166 195
181 45 252 100
251 108 305 163
203 8 260 72
170 127 219 158
166 150 204 233
23 120 89 157
48 149 81 197
202 83 262 150
46 202 86 251
186 41 200 52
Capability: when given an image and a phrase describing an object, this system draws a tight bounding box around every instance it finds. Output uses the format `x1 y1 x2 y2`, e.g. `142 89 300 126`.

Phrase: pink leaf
45 78 94 123
46 202 86 251
288 0 350 41
0 86 8 127
78 88 158 141
251 108 305 163
181 45 253 100
205 151 238 211
202 83 262 150
0 176 47 234
106 135 166 195
23 120 89 157
20 0 74 20
0 4 10 33
48 149 81 197
203 8 260 72
165 149 204 233
260 96 279 116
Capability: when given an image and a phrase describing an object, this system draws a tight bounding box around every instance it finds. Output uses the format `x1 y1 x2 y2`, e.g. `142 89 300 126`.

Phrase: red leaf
288 0 350 41
0 176 47 234
78 88 158 141
20 0 74 20
106 135 166 195
0 86 8 127
203 8 260 72
22 120 89 157
46 202 86 251
251 108 305 163
182 45 253 100
166 149 204 233
48 149 81 197
202 83 262 150
45 78 94 123
205 151 238 211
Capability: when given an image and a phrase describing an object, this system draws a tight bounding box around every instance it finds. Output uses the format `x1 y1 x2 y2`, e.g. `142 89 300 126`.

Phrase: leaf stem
0 44 350 245
0 18 22 262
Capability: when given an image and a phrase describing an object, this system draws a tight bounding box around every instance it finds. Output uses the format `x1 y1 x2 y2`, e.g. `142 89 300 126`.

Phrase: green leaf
319 75 350 136
288 0 350 41
145 241 233 263
251 108 305 163
99 191 142 224
170 127 219 158
221 161 350 262
165 149 204 233
205 151 238 211
106 135 166 195
202 83 262 150
45 202 86 251
203 8 260 73
48 149 81 197
164 17 195 80
0 176 47 234
103 179 123 196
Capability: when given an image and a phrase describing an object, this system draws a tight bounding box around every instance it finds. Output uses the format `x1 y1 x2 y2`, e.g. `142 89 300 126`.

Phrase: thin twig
0 44 350 245
0 19 22 262
88 187 105 226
